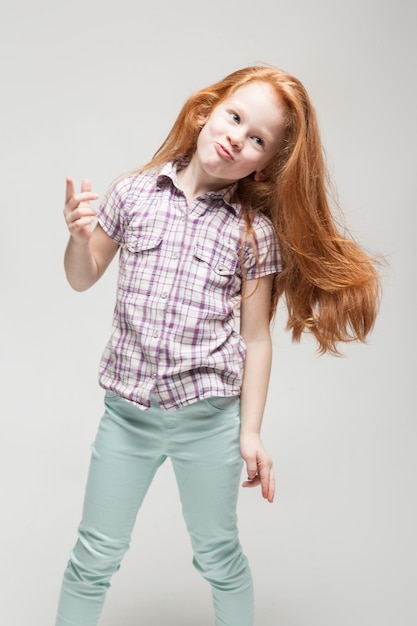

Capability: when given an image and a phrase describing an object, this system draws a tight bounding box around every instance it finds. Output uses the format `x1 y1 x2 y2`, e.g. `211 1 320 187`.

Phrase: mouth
215 142 233 161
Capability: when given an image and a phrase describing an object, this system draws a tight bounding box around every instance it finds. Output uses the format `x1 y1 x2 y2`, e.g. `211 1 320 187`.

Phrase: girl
57 65 379 626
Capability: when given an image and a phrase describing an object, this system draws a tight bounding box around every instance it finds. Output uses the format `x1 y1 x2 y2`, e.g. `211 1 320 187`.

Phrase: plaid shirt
97 162 280 410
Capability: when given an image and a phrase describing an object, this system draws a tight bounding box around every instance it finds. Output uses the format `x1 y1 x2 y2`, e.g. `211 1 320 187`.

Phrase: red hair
136 65 380 355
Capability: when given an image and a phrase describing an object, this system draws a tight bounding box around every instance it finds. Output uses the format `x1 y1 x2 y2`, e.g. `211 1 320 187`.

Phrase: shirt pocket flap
124 230 163 254
194 241 238 276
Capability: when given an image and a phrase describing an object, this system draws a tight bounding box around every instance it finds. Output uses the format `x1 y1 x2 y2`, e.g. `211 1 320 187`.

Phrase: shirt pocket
193 241 238 277
119 228 163 294
124 228 163 254
185 240 240 314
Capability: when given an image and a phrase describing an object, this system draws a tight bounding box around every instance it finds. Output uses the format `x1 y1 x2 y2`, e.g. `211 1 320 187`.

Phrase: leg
55 392 166 626
170 397 254 626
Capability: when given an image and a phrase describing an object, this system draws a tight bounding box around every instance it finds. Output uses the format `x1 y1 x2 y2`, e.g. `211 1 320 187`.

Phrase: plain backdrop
1 1 416 625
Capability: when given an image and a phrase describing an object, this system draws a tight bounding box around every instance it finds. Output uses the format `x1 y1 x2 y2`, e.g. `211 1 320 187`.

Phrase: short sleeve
97 178 132 245
243 213 281 280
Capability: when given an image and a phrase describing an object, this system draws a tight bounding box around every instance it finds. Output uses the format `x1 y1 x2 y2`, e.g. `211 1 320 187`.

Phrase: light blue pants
55 392 254 626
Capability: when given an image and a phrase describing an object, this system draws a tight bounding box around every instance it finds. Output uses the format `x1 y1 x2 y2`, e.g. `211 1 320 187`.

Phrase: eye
252 136 265 147
231 112 240 123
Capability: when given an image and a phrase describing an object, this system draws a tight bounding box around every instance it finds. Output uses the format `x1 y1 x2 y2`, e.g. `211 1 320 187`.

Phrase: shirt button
153 330 160 338
173 253 179 260
151 373 157 379
161 291 168 299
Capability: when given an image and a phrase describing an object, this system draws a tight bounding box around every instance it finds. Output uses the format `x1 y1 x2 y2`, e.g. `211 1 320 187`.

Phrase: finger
241 475 261 488
72 192 99 208
65 177 75 203
265 467 275 503
259 459 276 502
259 466 271 501
69 215 96 231
69 209 97 224
242 465 275 502
65 198 96 221
81 178 92 193
65 178 98 209
66 193 99 217
67 205 97 226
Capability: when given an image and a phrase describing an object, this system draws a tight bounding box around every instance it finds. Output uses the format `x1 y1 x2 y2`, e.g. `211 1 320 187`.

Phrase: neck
177 159 229 204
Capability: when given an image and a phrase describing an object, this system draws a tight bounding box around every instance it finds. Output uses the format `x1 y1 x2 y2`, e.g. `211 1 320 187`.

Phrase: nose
227 130 244 150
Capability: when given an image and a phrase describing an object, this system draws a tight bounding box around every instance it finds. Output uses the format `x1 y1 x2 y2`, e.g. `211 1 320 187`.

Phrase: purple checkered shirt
97 161 281 410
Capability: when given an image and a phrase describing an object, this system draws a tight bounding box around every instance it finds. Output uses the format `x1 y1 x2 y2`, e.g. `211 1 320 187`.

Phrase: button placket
150 195 189 387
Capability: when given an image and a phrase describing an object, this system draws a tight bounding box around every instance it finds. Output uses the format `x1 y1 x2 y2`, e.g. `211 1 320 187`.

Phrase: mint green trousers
55 392 254 626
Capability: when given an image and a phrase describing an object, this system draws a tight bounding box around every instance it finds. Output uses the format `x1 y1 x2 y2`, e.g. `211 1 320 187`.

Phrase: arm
63 178 119 291
239 274 275 503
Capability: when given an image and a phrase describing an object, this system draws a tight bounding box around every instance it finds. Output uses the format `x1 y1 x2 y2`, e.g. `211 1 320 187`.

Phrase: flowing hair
134 65 380 354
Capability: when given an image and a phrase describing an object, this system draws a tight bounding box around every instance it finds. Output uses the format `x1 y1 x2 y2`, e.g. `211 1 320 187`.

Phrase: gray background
1 0 416 624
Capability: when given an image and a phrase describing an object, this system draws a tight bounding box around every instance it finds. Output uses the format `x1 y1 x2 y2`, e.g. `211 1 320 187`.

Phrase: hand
64 177 99 243
240 432 275 503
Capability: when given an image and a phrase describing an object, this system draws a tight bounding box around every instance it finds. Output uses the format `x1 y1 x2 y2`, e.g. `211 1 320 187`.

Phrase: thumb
245 455 258 480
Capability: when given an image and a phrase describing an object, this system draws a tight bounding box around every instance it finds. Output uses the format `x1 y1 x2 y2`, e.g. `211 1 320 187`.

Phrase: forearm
64 237 99 291
240 336 272 435
239 335 275 502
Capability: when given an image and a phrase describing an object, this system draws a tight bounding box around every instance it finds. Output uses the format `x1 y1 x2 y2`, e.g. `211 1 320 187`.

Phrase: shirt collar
156 161 241 217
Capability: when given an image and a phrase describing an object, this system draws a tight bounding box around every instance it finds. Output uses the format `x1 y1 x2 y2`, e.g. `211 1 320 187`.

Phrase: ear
253 169 267 182
197 115 207 128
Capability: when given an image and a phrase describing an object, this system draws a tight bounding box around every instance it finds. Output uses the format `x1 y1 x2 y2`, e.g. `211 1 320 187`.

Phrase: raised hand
64 177 99 243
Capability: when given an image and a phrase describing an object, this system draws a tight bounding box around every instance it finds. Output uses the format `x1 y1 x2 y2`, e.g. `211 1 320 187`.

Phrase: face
193 81 284 188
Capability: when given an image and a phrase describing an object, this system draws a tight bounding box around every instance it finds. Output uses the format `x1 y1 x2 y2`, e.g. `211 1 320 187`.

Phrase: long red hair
136 65 380 354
